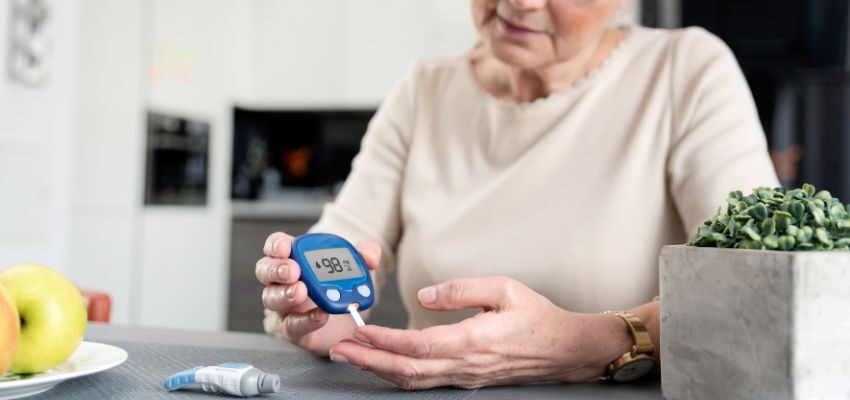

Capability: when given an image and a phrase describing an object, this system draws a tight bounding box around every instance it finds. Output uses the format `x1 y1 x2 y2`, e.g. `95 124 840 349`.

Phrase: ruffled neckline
464 25 639 112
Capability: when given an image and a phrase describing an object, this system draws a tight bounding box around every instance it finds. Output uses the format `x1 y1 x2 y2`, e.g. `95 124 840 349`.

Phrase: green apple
0 285 20 374
0 264 87 374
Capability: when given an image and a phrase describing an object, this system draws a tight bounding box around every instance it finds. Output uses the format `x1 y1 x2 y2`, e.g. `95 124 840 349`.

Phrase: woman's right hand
257 232 381 356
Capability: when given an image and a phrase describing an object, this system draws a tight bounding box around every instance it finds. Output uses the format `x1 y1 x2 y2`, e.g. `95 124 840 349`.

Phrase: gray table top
60 323 660 400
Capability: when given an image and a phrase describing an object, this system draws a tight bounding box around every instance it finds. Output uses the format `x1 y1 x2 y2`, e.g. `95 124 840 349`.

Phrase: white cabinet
242 1 351 106
237 0 476 107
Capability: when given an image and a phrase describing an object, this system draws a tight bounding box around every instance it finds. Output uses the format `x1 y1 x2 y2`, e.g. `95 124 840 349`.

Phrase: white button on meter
325 289 341 302
357 285 371 298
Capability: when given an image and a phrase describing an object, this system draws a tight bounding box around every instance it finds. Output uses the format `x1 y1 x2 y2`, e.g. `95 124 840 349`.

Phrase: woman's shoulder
671 26 735 60
376 54 470 114
396 53 472 94
635 25 726 44
631 25 736 68
624 25 742 94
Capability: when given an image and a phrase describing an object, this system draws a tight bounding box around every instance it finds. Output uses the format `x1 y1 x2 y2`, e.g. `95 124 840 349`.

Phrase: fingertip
310 312 330 332
352 328 372 345
356 241 381 270
274 238 292 258
264 232 294 258
255 257 269 283
309 308 329 324
417 286 437 305
263 237 273 256
283 309 328 340
296 282 314 305
287 281 308 304
285 259 301 283
328 342 351 363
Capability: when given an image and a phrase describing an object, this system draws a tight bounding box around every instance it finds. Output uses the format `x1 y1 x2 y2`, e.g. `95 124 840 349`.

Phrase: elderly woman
256 0 778 390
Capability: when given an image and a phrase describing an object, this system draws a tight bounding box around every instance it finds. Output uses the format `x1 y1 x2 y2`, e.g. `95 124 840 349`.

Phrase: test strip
348 303 365 327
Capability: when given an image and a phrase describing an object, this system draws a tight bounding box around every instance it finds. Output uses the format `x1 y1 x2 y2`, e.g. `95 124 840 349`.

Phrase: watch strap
602 311 654 355
595 310 657 383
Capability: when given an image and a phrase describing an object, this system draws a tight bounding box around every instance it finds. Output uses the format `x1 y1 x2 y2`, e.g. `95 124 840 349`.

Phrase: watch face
613 358 655 382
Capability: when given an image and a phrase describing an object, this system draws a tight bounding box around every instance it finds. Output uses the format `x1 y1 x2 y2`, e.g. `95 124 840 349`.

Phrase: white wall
0 0 77 276
68 0 147 325
237 0 476 107
344 1 476 104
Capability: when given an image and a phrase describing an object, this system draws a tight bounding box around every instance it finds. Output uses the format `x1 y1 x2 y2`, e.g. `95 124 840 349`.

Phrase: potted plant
661 184 850 400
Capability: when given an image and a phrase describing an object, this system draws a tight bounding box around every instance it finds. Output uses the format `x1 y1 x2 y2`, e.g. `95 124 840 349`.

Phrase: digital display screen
304 247 364 282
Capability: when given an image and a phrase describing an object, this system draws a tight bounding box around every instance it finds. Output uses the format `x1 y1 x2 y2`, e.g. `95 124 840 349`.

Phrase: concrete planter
660 245 850 400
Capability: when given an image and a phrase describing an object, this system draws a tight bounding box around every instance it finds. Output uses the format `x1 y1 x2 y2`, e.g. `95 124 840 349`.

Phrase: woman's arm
327 277 660 389
261 63 421 347
629 299 661 362
538 298 660 381
667 28 779 234
583 28 783 382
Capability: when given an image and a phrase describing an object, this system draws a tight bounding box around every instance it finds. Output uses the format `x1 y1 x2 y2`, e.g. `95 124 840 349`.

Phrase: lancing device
289 233 375 327
163 363 280 397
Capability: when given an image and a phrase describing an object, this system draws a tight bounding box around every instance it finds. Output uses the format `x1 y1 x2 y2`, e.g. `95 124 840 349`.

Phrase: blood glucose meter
289 233 374 324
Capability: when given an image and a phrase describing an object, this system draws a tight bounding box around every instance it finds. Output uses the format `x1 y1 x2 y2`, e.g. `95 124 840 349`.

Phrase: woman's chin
490 42 549 69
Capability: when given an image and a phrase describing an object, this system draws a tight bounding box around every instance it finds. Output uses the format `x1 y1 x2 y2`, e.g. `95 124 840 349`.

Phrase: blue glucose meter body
289 233 375 314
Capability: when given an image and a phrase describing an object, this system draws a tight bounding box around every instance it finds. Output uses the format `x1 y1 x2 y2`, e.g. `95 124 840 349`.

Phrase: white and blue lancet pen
164 363 281 397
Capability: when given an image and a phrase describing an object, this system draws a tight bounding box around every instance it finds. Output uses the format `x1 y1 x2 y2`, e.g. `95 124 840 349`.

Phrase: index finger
263 232 294 258
352 324 466 359
418 276 515 312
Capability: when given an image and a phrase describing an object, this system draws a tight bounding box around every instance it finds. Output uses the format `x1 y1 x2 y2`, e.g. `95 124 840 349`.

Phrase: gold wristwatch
598 311 656 382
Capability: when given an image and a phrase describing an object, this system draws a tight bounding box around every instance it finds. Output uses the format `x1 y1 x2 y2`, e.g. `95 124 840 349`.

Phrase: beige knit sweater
267 26 779 331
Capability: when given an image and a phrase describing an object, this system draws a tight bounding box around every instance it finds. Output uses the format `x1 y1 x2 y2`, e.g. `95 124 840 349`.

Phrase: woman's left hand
328 276 633 390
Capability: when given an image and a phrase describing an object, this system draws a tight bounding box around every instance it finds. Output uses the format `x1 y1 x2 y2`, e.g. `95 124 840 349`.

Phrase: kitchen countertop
231 197 327 220
230 182 337 220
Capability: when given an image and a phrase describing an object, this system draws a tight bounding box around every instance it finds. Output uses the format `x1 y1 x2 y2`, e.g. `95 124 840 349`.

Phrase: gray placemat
30 341 476 400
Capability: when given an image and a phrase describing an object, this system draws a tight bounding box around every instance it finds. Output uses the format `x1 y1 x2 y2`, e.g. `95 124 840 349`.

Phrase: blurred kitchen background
1 0 848 333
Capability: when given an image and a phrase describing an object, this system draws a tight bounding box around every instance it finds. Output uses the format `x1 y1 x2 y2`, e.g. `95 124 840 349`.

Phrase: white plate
0 341 128 399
